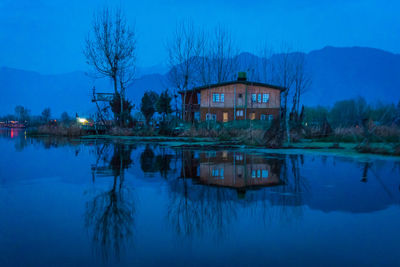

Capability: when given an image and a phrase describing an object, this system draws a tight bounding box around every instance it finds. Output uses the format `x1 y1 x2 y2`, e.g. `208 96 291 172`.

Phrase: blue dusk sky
0 0 399 74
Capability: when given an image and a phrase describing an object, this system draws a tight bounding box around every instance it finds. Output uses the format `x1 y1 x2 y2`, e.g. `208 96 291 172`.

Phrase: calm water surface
0 128 400 266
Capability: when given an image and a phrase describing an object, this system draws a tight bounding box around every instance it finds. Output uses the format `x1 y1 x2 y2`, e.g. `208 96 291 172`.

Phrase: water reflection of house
181 151 283 190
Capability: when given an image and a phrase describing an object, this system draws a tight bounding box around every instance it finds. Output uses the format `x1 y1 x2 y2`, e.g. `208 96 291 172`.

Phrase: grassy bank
26 122 400 157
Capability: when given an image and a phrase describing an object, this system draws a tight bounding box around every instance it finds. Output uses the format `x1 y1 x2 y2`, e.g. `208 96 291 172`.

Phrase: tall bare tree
209 25 239 83
84 7 137 126
256 41 275 83
291 53 311 121
273 44 296 143
167 21 205 121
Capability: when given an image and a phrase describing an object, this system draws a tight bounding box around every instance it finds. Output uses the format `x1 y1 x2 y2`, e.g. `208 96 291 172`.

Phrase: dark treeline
304 97 400 128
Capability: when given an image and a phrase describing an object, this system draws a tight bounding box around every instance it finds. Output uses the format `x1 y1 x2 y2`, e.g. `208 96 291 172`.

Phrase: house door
223 112 229 122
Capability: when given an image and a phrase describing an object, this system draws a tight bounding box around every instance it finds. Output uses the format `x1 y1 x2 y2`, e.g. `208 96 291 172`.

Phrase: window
258 94 262 103
257 170 261 178
262 170 269 178
236 110 244 117
260 114 266 120
262 93 269 103
250 113 256 120
235 154 243 161
238 93 243 98
220 93 224 102
252 170 256 178
213 93 220 102
268 115 274 121
251 94 257 102
206 113 216 121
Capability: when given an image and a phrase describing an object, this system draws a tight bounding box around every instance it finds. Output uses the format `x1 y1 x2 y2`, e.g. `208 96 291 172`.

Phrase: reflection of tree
267 154 308 225
140 145 173 178
140 145 155 173
85 142 136 262
167 178 238 240
167 151 310 240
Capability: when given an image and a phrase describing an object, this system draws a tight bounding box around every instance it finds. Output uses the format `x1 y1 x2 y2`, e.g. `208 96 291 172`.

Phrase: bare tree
167 20 205 121
256 41 275 83
84 7 137 126
291 53 311 122
273 44 296 143
207 25 239 84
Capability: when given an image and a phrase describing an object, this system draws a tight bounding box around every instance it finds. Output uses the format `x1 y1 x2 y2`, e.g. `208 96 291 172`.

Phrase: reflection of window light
220 168 224 177
222 151 228 158
209 151 216 157
262 170 268 178
252 170 256 178
214 169 219 176
235 154 243 161
257 170 261 178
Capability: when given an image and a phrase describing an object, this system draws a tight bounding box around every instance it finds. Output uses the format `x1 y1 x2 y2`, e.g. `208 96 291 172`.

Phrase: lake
0 128 400 266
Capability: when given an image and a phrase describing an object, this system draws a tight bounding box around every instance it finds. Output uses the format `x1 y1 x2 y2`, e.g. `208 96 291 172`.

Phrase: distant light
77 117 88 124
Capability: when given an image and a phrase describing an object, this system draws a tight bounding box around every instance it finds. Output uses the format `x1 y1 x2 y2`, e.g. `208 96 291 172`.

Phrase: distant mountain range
1 46 399 117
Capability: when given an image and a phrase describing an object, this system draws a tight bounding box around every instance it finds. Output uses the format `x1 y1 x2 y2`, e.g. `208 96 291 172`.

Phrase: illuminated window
263 94 269 103
213 93 220 102
258 94 261 103
268 115 274 121
252 94 257 102
260 114 266 120
220 93 224 102
236 110 244 117
252 170 256 178
250 113 256 120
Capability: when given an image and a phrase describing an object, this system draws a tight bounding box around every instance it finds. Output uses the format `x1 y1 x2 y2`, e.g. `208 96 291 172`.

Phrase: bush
35 123 82 136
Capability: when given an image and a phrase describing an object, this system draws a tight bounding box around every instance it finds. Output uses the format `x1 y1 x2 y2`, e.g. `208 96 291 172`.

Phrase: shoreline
74 134 400 161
